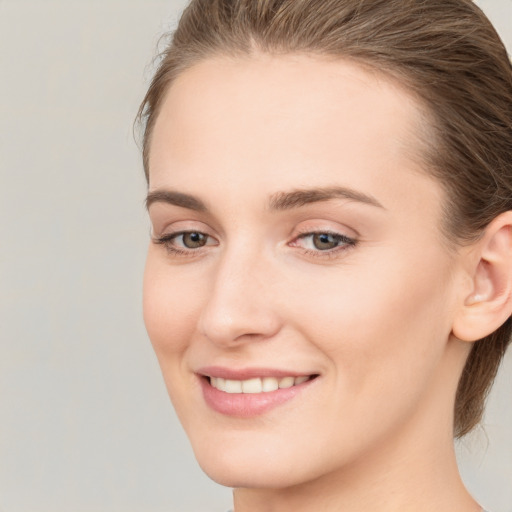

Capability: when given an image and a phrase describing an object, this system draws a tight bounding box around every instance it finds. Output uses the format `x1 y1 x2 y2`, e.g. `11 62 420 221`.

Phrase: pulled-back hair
137 0 512 437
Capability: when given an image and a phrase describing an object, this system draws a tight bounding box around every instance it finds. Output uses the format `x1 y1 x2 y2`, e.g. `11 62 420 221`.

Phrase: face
144 54 468 490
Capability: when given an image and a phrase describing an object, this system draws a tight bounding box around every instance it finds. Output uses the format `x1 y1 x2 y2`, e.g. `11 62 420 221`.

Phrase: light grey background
0 1 511 511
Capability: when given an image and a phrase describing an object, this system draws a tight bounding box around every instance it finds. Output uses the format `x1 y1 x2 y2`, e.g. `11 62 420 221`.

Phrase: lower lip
200 377 315 418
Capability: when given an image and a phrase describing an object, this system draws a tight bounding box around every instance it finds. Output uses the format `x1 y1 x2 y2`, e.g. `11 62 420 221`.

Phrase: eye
291 230 357 255
153 230 217 255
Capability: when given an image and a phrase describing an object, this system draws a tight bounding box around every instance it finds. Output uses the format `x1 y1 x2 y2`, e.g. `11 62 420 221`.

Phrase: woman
137 1 512 511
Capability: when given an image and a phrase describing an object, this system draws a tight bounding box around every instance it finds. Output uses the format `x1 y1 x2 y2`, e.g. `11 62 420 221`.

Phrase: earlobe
452 212 512 342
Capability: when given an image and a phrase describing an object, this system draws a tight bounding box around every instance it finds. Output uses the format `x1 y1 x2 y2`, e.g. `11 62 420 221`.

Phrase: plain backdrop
0 1 511 511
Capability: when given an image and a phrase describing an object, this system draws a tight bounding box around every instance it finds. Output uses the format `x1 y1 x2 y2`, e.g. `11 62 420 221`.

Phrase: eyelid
150 216 216 238
288 226 358 259
149 212 219 237
153 229 217 243
151 224 219 258
291 218 359 237
291 220 357 239
291 230 356 247
160 231 217 245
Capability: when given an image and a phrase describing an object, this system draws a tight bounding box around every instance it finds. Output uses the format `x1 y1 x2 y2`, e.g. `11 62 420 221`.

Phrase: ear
452 211 512 342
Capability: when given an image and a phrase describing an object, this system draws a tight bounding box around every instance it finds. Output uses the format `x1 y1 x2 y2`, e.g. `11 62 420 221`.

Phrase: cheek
142 250 203 359
272 249 458 457
142 250 208 425
284 245 456 391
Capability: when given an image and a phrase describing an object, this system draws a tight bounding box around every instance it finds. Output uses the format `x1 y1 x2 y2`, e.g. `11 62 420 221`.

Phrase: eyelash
153 230 357 259
153 231 216 257
291 230 357 259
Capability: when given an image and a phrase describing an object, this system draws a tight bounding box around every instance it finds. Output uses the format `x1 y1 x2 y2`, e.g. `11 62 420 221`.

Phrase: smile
200 371 318 417
209 375 313 394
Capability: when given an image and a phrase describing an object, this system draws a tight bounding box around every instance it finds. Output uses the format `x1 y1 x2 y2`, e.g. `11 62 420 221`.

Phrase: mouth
208 375 315 393
197 369 319 417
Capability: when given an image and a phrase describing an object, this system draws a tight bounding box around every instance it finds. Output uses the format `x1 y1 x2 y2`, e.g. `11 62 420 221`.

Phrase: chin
187 426 338 490
191 440 286 487
198 456 311 490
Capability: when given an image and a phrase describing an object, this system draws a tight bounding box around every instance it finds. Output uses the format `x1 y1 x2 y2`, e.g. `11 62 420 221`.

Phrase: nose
198 249 282 347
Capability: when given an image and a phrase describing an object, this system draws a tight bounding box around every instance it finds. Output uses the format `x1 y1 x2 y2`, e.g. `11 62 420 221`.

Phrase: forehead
148 54 440 215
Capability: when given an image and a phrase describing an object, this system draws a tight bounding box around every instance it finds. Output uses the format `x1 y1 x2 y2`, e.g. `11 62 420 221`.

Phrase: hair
137 0 512 437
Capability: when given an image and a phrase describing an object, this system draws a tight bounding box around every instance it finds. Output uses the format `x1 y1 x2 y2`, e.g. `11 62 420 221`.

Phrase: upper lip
197 366 317 380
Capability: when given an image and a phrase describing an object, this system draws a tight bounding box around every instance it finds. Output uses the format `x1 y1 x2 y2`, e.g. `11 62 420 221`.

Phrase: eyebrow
145 186 384 212
268 186 385 211
146 190 207 211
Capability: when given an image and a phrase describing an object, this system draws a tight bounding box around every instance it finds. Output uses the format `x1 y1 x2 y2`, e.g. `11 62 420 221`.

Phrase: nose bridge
198 240 281 345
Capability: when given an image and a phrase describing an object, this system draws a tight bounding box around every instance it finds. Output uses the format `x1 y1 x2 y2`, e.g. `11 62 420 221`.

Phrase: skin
143 54 483 512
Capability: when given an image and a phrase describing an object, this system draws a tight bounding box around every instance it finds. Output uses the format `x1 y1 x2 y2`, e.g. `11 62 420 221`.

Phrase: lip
197 366 318 418
198 365 314 380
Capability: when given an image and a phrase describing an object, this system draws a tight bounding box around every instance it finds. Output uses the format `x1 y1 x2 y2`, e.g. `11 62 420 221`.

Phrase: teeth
210 375 312 393
224 379 243 393
262 377 279 392
278 376 295 389
242 378 263 394
294 376 309 385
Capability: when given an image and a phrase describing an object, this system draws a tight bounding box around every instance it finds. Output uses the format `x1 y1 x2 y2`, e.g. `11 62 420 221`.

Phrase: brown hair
137 0 512 437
